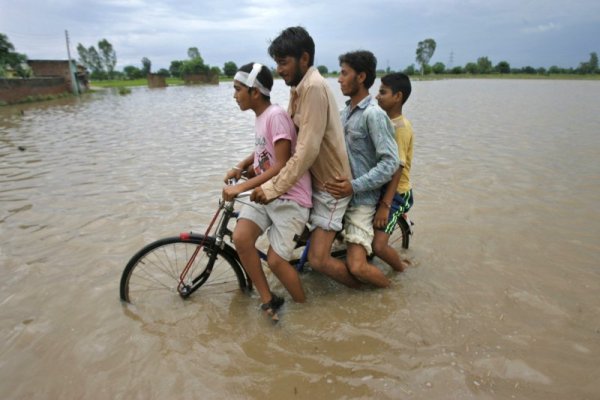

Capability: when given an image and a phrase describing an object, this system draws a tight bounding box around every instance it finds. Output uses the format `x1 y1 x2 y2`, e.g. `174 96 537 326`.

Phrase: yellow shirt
261 67 351 199
392 115 413 193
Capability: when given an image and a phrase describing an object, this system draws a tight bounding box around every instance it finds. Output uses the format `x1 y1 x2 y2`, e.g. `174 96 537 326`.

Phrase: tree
317 65 328 75
495 61 511 74
181 58 208 75
415 38 436 75
141 57 151 76
476 57 493 74
521 66 536 74
548 65 563 74
464 62 479 74
156 68 170 77
578 52 599 74
187 47 201 60
432 62 446 74
123 65 143 80
169 60 183 78
0 33 29 77
87 46 105 79
590 52 599 73
76 44 92 71
98 39 117 79
403 64 416 75
180 47 209 75
78 43 105 78
223 61 237 77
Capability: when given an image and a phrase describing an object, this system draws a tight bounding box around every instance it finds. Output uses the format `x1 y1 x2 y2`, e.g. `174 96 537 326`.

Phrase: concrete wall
0 77 69 104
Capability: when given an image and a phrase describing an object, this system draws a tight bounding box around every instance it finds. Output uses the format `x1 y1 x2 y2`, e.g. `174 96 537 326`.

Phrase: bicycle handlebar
226 178 252 199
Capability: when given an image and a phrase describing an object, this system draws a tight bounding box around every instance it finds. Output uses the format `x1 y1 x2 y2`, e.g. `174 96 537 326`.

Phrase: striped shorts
381 189 414 234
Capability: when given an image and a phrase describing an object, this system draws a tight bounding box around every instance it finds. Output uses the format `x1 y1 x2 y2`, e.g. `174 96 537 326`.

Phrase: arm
351 110 399 194
224 140 291 201
325 109 399 199
374 166 402 228
223 152 254 183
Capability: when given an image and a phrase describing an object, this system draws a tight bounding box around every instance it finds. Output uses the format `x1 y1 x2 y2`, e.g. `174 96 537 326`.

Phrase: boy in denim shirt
325 51 399 287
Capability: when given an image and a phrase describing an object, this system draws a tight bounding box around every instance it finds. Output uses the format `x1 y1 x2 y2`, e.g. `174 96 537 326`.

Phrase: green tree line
403 38 599 76
2 33 598 81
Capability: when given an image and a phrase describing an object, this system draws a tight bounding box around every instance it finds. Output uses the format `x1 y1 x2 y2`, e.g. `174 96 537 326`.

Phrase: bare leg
267 247 305 303
232 219 272 304
346 243 390 288
307 227 361 289
372 230 409 272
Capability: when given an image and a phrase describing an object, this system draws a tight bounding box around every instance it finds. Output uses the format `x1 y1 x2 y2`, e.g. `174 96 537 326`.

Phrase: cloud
2 0 599 70
522 22 561 34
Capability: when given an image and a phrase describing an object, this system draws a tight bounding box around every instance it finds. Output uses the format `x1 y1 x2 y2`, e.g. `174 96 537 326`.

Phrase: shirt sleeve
395 119 407 167
269 111 294 144
351 108 400 193
261 84 327 199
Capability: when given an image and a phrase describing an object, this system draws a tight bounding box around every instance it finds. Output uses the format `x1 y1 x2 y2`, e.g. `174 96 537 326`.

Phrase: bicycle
119 192 413 305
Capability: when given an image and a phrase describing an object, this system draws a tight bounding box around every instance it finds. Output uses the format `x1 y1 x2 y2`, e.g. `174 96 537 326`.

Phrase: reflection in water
1 80 599 399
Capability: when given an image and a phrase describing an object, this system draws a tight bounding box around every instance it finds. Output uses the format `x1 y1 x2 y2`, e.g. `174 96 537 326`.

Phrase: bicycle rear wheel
388 215 411 249
120 235 249 305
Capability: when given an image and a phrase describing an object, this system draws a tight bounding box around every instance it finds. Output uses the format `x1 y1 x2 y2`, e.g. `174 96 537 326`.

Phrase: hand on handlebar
223 168 243 184
222 184 243 201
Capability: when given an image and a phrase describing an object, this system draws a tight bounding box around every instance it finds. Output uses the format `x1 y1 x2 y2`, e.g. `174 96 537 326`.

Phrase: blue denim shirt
340 95 400 206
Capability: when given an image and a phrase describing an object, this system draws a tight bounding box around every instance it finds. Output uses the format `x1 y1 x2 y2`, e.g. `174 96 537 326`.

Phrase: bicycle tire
120 235 250 305
389 216 411 249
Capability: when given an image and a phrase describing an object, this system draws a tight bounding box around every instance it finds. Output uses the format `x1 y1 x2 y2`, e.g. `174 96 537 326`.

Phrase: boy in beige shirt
251 26 360 288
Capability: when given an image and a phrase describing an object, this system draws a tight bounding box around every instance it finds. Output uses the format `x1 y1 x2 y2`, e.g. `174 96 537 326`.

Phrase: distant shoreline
3 73 597 107
89 73 599 89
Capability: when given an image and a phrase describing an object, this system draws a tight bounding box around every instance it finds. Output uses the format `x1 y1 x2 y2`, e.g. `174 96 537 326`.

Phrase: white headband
233 63 271 96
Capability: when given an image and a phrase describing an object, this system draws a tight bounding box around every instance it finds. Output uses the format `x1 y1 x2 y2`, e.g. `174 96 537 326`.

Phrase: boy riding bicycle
222 63 312 319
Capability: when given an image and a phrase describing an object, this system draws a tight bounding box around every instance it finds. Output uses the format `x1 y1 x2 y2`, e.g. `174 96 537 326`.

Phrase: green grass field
90 73 599 89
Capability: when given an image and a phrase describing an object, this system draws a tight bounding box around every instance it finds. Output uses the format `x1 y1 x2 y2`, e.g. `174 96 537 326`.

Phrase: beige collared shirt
261 67 351 199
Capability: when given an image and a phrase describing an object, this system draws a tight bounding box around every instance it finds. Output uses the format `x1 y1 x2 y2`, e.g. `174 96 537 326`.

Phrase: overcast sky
1 0 599 72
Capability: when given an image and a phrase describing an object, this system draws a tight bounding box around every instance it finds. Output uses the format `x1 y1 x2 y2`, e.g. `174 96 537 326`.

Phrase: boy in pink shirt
223 63 312 319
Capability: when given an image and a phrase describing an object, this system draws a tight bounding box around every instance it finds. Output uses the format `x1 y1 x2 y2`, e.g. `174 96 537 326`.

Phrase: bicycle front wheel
120 235 249 305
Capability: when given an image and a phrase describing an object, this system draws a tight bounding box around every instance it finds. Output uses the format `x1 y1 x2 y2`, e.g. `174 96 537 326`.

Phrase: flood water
1 78 599 399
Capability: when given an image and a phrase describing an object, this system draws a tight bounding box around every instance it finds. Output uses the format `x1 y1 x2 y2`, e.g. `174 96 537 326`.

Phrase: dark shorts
380 189 414 234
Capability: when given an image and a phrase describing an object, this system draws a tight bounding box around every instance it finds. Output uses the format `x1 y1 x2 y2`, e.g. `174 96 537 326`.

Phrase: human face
233 80 252 111
337 63 361 98
274 56 304 87
376 83 397 113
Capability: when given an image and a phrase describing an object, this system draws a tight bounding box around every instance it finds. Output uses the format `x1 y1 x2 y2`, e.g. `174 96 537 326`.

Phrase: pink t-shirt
254 104 312 208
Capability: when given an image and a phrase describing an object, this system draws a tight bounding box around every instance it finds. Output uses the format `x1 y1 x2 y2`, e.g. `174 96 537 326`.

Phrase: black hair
268 26 315 67
338 50 377 89
381 72 412 104
238 62 273 99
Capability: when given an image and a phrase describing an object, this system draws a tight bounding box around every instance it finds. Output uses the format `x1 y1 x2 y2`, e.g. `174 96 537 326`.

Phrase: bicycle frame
175 193 411 296
176 194 315 297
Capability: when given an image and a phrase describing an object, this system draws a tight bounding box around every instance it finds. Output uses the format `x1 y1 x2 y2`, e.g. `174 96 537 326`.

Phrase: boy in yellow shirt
373 73 414 271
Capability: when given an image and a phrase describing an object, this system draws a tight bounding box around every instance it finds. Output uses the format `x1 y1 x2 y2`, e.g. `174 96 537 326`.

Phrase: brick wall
147 74 167 88
183 73 219 85
28 60 72 82
0 78 69 104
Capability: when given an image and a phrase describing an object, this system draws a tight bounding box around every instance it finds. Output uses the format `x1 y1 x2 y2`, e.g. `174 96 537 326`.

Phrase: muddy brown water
1 79 599 399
